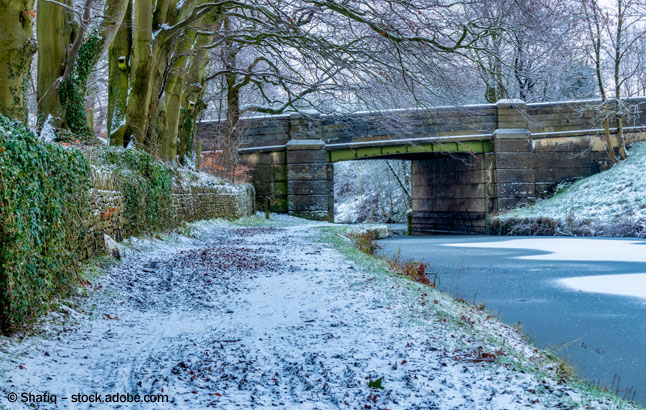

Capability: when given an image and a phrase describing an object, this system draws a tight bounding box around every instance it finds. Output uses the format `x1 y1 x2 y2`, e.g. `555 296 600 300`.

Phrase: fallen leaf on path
368 377 384 389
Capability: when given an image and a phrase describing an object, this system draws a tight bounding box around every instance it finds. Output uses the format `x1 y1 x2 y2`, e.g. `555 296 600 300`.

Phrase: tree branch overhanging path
0 0 642 170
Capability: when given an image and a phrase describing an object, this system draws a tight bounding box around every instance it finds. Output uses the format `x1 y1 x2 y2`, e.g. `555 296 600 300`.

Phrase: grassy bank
492 143 646 237
318 224 641 408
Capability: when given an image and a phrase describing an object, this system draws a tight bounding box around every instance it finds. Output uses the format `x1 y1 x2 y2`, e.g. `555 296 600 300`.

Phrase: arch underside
327 140 492 162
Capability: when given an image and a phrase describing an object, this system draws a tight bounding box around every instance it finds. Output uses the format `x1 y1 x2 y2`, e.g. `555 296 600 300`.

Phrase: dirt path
0 217 636 409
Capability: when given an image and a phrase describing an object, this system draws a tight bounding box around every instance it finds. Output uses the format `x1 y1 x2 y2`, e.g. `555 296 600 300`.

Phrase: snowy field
0 216 638 409
496 143 646 236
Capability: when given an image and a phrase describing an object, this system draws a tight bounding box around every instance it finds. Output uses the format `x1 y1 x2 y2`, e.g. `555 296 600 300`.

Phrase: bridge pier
492 100 535 210
410 100 534 233
284 114 334 221
411 153 494 234
286 138 334 221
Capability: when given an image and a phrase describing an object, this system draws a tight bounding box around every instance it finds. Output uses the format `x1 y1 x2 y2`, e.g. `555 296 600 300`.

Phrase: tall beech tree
0 0 36 123
107 0 132 147
36 0 76 129
56 0 130 138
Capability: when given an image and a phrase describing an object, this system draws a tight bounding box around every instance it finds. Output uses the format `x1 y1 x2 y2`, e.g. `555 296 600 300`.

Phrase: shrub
348 231 381 255
347 232 436 287
0 115 90 333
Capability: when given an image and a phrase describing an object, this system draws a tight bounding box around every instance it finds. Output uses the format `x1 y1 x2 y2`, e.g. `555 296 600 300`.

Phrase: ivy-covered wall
83 168 255 260
0 116 254 334
0 115 90 333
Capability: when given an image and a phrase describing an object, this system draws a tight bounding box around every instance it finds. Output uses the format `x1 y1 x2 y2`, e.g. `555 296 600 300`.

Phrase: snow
445 237 646 262
557 273 646 300
447 237 646 300
0 216 635 409
334 160 410 224
496 142 646 236
39 115 57 142
174 166 232 190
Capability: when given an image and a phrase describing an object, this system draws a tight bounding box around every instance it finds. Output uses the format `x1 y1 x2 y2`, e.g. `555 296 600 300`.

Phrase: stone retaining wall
82 173 255 259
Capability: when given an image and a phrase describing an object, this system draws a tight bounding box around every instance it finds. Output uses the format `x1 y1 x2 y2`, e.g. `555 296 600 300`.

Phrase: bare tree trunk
37 0 75 130
224 41 242 179
0 0 36 123
614 0 628 160
164 79 184 161
603 116 616 162
582 0 617 163
99 0 130 55
386 160 411 200
616 115 628 159
161 30 196 161
178 13 221 164
145 41 175 156
124 0 153 148
108 0 131 146
156 99 169 159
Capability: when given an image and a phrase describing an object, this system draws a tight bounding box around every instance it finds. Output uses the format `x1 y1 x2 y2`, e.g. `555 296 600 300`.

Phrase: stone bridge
197 98 646 233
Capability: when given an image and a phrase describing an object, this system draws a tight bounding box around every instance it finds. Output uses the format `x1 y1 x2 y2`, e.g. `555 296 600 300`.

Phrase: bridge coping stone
496 99 526 107
286 139 326 150
493 128 531 138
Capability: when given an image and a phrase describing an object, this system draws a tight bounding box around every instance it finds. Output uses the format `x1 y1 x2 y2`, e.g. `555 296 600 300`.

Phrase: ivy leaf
368 377 384 389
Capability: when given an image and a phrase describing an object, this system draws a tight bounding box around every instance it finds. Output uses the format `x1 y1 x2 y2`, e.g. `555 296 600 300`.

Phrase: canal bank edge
318 224 642 409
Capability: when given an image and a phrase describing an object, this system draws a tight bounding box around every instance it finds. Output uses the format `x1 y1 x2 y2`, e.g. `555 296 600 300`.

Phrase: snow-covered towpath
0 217 636 409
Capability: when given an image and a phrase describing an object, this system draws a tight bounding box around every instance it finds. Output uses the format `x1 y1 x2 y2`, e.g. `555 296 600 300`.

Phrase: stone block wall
173 184 255 223
411 153 494 234
524 99 646 197
239 151 288 213
81 172 255 259
531 137 612 198
83 188 125 259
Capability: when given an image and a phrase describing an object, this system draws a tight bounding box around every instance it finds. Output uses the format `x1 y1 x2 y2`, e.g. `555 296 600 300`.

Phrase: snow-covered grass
495 142 646 236
318 225 642 409
340 223 391 239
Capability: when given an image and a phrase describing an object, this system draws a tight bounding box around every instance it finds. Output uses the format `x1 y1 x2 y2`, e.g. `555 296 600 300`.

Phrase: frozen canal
377 235 646 405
